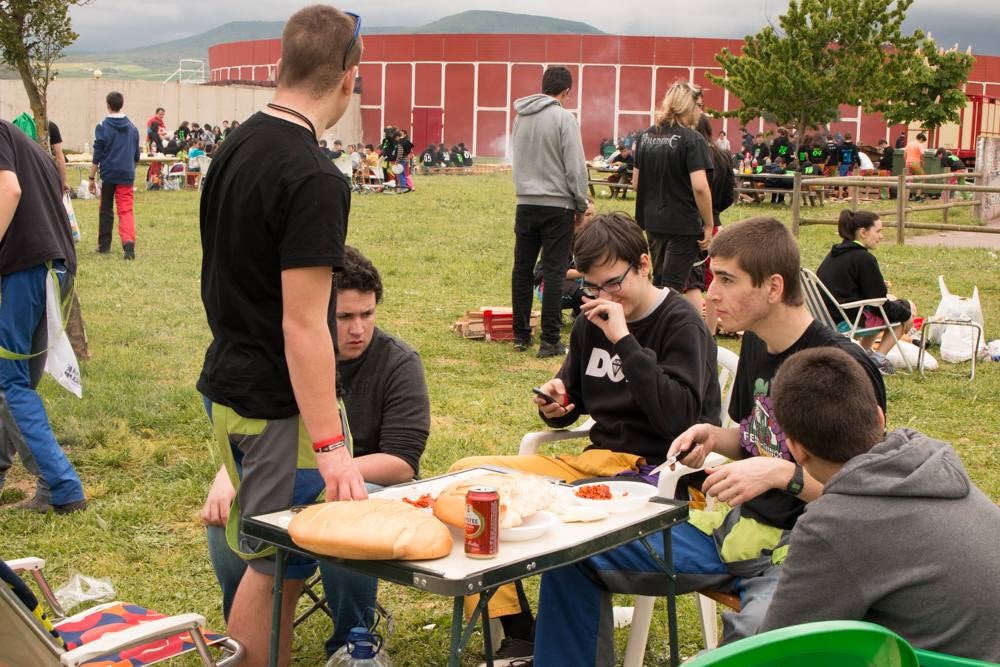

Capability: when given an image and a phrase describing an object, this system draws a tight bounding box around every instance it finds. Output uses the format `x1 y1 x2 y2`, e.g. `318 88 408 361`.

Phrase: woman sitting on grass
817 209 916 373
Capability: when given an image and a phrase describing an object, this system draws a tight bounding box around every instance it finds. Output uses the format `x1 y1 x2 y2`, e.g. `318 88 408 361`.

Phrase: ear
274 57 283 81
638 253 651 278
340 66 355 96
786 437 810 467
876 406 886 432
767 273 784 304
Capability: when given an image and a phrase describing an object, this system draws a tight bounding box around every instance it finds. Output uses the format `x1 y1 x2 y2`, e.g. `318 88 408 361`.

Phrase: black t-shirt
879 148 894 171
48 121 63 152
730 321 886 530
421 150 435 165
197 112 350 419
634 124 712 236
0 121 76 276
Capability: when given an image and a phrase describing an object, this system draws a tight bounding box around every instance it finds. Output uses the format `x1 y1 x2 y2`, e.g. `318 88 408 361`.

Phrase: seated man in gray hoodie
762 346 1000 661
510 66 589 358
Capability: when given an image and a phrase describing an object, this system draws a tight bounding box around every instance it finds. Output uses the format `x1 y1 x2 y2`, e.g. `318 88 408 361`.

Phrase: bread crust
433 473 556 529
288 498 453 560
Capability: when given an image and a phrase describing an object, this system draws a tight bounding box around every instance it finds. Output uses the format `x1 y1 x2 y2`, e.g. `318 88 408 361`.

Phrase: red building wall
208 35 1000 158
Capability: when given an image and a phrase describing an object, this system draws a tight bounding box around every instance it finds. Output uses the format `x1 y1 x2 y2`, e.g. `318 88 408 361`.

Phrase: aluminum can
464 486 499 558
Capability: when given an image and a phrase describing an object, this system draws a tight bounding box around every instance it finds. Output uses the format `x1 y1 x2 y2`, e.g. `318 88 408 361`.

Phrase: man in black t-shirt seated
201 247 430 658
531 216 885 666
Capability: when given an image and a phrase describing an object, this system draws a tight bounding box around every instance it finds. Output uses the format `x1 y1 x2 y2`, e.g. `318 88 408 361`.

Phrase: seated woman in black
817 209 916 371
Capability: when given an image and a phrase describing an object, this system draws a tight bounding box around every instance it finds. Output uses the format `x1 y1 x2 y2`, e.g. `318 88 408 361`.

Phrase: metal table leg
447 588 498 667
447 597 464 667
268 549 286 667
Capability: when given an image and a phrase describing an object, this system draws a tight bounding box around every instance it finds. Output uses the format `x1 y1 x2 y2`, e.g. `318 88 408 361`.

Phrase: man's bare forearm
284 320 342 441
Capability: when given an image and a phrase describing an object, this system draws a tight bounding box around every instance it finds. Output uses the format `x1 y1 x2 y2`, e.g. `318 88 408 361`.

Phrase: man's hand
579 297 629 343
317 447 368 502
701 457 789 506
88 179 97 195
534 378 575 419
62 181 70 194
698 226 713 251
200 466 235 526
667 423 718 469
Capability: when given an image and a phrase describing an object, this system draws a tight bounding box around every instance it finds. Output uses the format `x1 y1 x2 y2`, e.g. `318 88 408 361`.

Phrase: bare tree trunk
14 58 49 150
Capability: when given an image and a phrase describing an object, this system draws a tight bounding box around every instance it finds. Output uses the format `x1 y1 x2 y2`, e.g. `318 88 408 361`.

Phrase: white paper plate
500 510 557 542
570 480 657 513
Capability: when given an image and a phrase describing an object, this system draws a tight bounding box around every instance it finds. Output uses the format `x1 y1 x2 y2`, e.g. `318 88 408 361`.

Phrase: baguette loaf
433 472 557 529
288 498 453 560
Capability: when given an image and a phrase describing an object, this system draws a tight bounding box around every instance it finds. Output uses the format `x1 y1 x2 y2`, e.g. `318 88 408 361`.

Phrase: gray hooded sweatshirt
761 429 1000 661
511 94 589 212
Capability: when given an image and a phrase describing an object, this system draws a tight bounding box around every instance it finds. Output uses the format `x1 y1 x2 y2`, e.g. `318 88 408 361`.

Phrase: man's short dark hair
709 217 803 306
573 212 648 273
542 66 572 96
155 107 165 114
335 246 383 303
916 132 927 141
771 347 882 463
106 91 124 112
278 5 362 98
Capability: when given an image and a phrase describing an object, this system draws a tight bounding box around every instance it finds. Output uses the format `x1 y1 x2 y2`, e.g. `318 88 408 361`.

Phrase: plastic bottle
324 627 392 667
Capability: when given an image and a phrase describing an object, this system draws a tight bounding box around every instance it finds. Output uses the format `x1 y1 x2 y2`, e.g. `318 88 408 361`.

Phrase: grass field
2 172 998 666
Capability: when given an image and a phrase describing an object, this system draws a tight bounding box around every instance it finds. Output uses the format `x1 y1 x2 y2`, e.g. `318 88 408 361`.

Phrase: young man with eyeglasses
197 6 364 665
451 212 719 664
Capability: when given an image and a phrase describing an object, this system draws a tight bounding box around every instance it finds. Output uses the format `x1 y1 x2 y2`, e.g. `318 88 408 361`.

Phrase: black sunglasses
342 12 361 71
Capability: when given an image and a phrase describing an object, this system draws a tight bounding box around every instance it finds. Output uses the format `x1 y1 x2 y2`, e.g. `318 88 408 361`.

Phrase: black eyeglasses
581 264 634 299
342 12 362 71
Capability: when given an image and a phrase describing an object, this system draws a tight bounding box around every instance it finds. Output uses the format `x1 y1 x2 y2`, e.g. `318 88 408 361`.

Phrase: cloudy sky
69 0 999 56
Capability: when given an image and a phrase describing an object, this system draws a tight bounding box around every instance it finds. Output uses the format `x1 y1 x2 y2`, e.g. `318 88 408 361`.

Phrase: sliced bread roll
433 472 557 529
288 498 453 560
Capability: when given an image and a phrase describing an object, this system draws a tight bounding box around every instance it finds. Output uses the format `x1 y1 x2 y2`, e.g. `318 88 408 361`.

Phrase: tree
875 37 975 130
0 0 90 149
708 0 923 135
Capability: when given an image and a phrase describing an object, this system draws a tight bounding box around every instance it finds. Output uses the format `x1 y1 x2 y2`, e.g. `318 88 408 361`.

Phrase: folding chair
1 556 243 667
800 268 912 372
163 162 187 191
194 155 212 190
517 347 741 661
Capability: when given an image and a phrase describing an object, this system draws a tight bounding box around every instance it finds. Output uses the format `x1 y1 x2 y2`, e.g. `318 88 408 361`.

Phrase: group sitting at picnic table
2 7 996 667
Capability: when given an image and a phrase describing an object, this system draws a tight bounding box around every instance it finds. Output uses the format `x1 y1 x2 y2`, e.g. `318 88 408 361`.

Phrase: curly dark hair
334 246 383 303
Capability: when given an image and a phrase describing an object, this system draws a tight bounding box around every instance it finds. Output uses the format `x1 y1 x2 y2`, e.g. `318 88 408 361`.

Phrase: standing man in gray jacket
510 66 589 358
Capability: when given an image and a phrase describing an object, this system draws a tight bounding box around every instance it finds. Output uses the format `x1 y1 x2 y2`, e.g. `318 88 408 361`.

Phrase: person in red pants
89 91 140 260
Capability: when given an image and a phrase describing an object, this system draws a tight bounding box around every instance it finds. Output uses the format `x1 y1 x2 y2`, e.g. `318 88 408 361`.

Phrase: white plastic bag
44 269 82 397
928 276 984 344
940 315 985 363
886 339 935 370
54 572 115 612
62 193 80 243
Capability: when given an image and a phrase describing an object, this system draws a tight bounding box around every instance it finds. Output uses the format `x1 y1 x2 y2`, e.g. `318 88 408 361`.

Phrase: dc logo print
585 349 625 383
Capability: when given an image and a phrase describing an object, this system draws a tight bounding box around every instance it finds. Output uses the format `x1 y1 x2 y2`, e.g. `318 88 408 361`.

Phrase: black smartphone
531 387 558 405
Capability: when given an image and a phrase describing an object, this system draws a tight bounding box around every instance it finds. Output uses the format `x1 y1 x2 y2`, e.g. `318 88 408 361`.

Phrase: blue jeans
0 263 84 505
534 522 782 666
205 481 382 657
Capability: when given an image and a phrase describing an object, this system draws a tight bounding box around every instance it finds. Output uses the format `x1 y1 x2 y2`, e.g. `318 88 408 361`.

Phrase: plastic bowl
500 510 557 542
570 480 657 513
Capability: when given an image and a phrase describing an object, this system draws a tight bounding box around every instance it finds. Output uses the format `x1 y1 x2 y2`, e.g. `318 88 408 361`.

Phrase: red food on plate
402 493 434 509
575 484 612 500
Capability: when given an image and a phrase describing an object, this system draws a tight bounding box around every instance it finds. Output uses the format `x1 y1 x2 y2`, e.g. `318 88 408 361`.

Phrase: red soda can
465 486 499 558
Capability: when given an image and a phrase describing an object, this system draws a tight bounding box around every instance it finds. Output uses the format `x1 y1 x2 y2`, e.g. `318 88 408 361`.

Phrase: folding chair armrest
60 613 207 667
5 557 45 572
656 452 729 498
839 297 887 309
518 418 594 455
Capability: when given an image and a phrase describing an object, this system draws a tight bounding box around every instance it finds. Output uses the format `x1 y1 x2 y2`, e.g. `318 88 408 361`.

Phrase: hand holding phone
532 387 558 405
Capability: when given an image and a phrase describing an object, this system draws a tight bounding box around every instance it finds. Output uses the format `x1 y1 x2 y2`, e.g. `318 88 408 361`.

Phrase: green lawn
3 173 998 665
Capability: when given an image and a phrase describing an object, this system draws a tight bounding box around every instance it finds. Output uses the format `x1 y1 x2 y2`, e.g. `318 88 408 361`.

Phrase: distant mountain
52 11 602 81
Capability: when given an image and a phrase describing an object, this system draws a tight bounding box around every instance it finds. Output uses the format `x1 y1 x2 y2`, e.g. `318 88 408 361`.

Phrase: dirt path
908 217 1000 249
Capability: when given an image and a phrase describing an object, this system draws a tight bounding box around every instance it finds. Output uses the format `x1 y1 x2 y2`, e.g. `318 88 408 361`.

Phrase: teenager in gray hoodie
762 346 1000 661
510 66 589 359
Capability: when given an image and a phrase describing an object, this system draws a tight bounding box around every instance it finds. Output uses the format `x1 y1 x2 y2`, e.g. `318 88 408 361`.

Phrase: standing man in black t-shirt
532 217 885 665
0 120 86 515
196 6 365 665
634 80 714 291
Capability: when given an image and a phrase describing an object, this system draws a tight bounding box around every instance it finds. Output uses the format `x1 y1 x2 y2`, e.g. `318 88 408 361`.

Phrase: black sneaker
96 247 110 254
536 341 566 358
512 337 531 352
123 242 135 260
479 637 533 667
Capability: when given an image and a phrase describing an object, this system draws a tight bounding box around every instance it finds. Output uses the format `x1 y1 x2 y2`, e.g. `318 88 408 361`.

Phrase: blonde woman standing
633 81 714 290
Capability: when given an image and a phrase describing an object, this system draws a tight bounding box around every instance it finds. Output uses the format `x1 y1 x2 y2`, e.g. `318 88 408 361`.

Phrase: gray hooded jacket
511 94 589 212
761 429 1000 661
